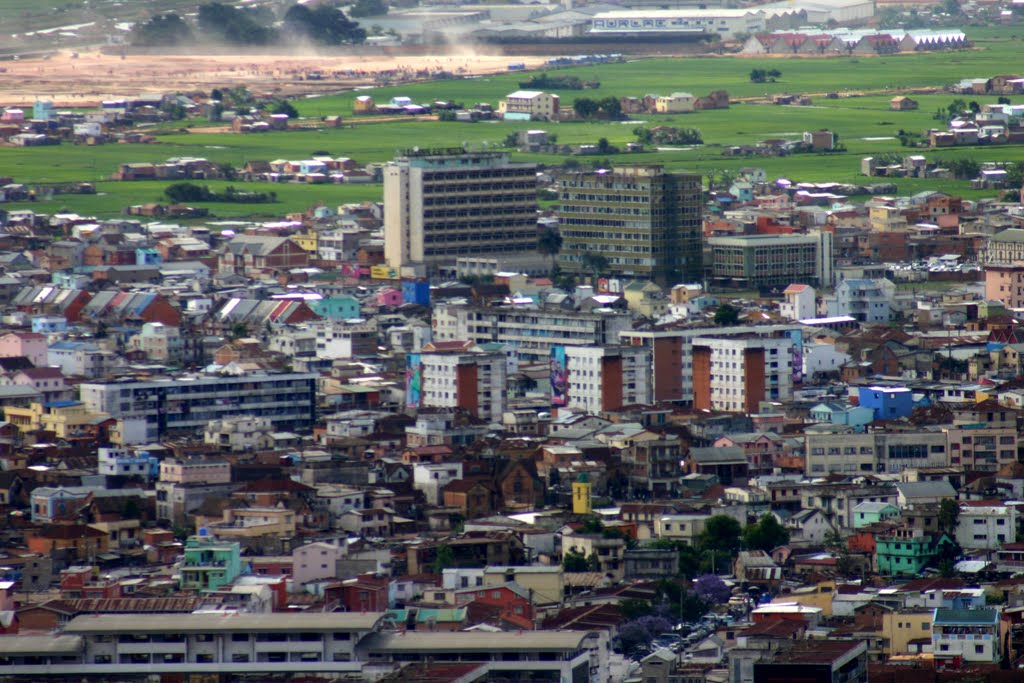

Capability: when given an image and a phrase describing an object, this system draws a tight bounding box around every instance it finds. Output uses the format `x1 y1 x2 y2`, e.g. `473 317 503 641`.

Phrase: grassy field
294 32 1024 118
1 180 380 219
2 25 1024 216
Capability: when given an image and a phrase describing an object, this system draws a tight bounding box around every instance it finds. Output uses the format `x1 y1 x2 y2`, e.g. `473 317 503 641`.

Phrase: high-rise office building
557 166 702 285
383 148 538 272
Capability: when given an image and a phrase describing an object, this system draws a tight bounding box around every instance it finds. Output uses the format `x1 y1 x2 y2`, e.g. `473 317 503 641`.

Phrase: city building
708 231 834 290
415 341 507 421
383 149 538 272
984 263 1024 309
557 166 703 285
824 278 895 323
805 426 948 475
982 227 1024 264
691 335 794 413
79 371 318 441
931 608 1000 670
432 302 632 363
955 504 1017 551
179 534 244 592
876 527 954 576
562 344 653 414
780 284 816 321
499 90 560 120
620 324 803 405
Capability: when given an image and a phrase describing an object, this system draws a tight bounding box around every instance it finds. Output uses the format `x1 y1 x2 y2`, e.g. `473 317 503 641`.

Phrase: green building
875 528 954 576
180 534 244 591
309 296 360 320
557 165 703 286
853 502 900 529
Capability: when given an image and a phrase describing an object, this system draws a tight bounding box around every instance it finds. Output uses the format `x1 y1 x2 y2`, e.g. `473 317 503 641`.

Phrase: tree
617 613 675 655
130 13 193 46
698 515 741 567
198 2 277 45
573 98 599 119
750 68 780 84
165 182 211 203
271 100 299 118
350 0 388 18
693 574 730 604
938 498 960 534
563 548 590 572
619 598 653 620
581 251 610 279
283 3 365 44
599 96 622 120
537 227 563 269
431 544 455 573
714 304 739 326
824 529 857 577
742 514 790 552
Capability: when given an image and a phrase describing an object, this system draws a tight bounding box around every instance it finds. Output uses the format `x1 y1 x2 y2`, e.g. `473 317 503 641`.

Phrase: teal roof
387 607 466 623
933 608 998 625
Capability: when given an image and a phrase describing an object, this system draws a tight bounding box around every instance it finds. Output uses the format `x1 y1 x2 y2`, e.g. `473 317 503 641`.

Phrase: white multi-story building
619 324 802 405
780 283 816 321
417 342 507 421
432 303 633 363
824 278 895 323
204 416 275 453
691 335 793 413
563 344 652 414
98 447 159 480
956 504 1017 550
412 462 464 506
79 372 317 441
313 319 377 360
803 342 851 377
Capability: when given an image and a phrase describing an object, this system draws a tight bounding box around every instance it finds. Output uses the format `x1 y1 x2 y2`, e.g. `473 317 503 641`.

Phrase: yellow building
4 401 109 439
771 580 836 616
292 230 319 254
882 609 933 656
483 566 563 605
572 475 592 514
197 507 297 539
623 281 667 319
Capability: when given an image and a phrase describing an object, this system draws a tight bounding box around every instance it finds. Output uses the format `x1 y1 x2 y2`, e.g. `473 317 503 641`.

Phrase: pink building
1 109 24 123
0 332 48 368
376 288 402 307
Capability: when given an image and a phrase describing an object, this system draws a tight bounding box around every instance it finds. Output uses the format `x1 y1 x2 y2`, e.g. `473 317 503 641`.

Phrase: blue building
858 386 913 421
809 401 875 431
402 280 430 306
136 248 162 266
31 315 67 334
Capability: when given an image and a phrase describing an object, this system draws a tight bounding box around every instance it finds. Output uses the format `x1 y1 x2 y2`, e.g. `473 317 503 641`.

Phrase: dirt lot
0 49 548 107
